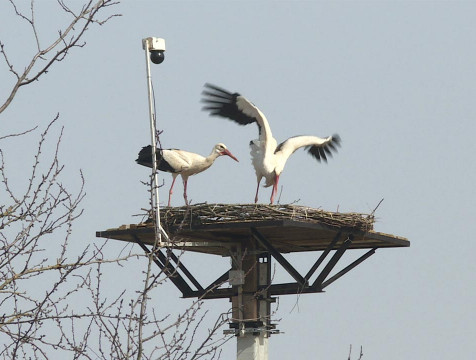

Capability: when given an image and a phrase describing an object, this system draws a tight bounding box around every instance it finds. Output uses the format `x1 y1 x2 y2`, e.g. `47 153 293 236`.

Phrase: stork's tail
136 145 154 168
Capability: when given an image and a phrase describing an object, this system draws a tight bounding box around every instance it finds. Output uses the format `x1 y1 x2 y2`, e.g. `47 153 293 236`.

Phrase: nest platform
96 204 409 256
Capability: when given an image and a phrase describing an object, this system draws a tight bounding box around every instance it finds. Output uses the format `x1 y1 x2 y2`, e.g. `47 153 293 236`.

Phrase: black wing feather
201 83 257 126
136 145 175 173
306 134 341 163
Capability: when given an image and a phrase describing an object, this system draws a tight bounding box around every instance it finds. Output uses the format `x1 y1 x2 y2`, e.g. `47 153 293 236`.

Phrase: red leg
168 175 178 207
182 177 189 206
270 174 280 204
254 178 261 203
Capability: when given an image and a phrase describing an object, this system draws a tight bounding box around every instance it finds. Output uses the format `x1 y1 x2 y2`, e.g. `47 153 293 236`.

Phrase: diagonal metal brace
251 227 307 287
312 235 353 290
321 247 376 289
203 271 229 294
304 231 342 282
166 249 203 291
133 235 194 297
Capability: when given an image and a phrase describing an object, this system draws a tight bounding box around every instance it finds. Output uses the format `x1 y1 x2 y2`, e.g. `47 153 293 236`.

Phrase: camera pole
142 37 169 246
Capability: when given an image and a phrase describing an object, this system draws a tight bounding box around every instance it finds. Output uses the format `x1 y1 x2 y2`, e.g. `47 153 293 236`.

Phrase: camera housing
142 37 166 64
150 50 165 64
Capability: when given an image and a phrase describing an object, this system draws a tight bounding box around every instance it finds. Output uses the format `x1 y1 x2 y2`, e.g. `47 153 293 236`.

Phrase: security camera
142 37 166 64
150 50 164 64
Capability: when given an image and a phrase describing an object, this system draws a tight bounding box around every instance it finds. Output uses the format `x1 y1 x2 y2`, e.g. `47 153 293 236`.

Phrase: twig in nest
369 198 384 218
155 203 375 232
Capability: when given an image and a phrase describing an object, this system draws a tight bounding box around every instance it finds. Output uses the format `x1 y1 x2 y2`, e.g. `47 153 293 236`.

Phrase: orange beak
221 149 239 162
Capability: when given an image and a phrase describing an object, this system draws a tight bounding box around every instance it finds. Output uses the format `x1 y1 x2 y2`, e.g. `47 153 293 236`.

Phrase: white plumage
202 84 341 204
136 143 238 206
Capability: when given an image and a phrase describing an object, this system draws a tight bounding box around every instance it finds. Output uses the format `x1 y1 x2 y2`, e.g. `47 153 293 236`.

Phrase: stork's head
214 143 239 162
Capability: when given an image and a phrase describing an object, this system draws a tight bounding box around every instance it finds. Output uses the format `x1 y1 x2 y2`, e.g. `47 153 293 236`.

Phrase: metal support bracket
251 227 307 287
166 249 203 291
312 235 354 290
133 235 194 297
135 229 377 300
304 231 342 282
321 247 377 289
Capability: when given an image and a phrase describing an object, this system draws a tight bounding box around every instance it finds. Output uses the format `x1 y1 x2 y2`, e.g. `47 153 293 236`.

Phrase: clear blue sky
2 1 475 359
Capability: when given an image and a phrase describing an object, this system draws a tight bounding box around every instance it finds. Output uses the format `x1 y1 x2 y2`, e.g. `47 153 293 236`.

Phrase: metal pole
143 38 162 246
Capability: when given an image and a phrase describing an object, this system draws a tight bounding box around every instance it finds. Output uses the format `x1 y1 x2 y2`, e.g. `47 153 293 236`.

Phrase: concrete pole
237 335 268 360
231 239 270 360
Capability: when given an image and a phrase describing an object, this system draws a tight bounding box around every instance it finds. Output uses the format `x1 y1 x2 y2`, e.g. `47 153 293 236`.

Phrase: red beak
221 149 239 162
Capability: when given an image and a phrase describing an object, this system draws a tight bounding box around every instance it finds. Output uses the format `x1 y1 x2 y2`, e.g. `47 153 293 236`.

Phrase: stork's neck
203 150 220 168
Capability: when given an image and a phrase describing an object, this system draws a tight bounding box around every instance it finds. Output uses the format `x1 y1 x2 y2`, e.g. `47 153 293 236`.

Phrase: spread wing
201 83 273 145
275 134 341 164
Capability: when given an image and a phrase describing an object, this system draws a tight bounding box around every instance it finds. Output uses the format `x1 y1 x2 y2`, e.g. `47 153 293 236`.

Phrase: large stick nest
159 203 375 232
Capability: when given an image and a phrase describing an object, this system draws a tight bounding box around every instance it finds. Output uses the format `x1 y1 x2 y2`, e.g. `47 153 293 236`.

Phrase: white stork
136 143 238 206
201 83 341 204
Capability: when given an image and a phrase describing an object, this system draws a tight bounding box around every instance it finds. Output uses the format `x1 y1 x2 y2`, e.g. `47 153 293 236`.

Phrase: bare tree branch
348 345 364 360
0 2 233 359
0 0 121 114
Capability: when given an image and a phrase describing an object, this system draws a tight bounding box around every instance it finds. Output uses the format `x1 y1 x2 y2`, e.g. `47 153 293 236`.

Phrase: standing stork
201 83 341 204
136 143 238 206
